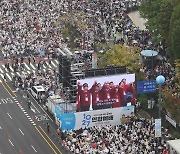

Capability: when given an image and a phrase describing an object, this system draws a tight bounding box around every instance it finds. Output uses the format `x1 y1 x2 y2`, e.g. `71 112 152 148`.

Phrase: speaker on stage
62 57 71 88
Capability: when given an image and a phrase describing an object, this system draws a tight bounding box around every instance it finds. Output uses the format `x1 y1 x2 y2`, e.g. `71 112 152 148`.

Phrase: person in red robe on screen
90 81 103 110
113 82 124 108
76 82 91 112
101 82 116 109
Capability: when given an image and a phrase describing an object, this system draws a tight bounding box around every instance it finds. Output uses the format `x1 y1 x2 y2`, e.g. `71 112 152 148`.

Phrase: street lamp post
156 75 165 118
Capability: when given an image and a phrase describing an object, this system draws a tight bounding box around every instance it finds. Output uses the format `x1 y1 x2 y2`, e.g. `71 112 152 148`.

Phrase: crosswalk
0 59 59 82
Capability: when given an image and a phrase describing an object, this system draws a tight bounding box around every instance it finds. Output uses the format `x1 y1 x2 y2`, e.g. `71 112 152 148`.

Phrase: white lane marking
11 72 14 77
19 128 24 135
27 91 53 122
54 59 59 64
0 67 3 73
31 145 37 152
7 113 12 119
31 102 40 113
31 108 36 113
0 74 4 79
24 63 31 70
2 65 5 69
30 63 36 70
43 64 46 69
43 69 46 73
6 73 12 81
0 126 2 129
9 66 14 72
27 71 31 74
9 139 14 146
51 61 56 67
16 72 21 76
46 61 52 68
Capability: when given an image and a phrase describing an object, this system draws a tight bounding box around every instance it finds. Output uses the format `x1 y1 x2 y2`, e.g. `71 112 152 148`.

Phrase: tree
169 3 180 60
61 21 81 49
140 0 162 31
140 0 179 59
97 44 140 72
175 59 180 93
162 87 180 125
158 0 173 40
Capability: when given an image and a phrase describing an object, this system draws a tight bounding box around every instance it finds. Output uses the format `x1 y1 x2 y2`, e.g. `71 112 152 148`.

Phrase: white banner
59 106 134 131
165 115 177 128
155 119 162 138
92 52 97 69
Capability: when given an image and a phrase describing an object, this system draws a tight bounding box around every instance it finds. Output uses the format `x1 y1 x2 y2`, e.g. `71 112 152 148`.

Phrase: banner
137 80 156 94
155 119 162 138
92 52 97 69
59 106 134 131
165 115 177 128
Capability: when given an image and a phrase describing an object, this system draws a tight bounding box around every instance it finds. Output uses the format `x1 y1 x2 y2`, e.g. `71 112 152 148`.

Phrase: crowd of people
0 0 64 59
12 68 61 103
140 56 179 98
0 0 178 153
61 116 171 154
0 0 150 60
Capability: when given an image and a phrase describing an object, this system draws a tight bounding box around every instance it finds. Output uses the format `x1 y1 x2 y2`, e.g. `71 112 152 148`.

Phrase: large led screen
76 74 135 112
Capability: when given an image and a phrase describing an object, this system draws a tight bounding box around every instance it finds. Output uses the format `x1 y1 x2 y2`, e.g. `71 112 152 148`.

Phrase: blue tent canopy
141 50 158 57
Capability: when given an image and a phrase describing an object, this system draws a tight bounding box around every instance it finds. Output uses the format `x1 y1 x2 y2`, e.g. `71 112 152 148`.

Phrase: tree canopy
97 44 140 72
140 0 180 60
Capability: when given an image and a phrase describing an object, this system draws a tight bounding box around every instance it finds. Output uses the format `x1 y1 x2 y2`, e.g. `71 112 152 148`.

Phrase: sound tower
62 56 71 88
58 54 63 83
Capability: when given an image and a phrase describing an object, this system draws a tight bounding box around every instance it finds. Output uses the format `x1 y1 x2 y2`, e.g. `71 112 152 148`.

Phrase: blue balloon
156 75 165 85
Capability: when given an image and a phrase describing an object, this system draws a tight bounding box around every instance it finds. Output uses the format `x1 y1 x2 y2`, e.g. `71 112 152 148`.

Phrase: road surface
128 11 147 31
0 81 65 154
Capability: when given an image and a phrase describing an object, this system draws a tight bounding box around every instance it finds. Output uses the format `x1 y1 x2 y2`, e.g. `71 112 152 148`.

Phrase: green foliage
140 0 162 31
61 22 81 49
137 94 148 110
175 59 180 95
163 87 180 124
97 44 140 72
169 3 180 60
140 0 180 60
171 19 180 59
158 0 173 39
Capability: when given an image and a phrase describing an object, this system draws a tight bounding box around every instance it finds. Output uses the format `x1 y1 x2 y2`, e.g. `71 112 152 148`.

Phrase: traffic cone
19 149 22 154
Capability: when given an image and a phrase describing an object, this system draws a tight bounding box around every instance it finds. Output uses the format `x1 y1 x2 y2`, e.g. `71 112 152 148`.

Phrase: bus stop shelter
141 50 158 69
